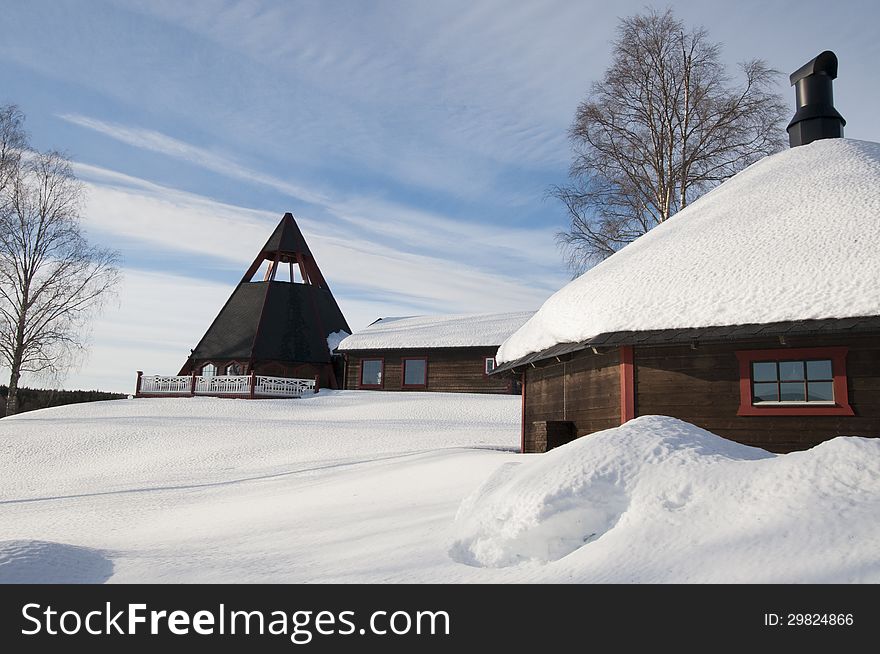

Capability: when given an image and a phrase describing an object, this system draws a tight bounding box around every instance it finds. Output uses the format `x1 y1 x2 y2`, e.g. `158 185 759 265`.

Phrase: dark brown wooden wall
523 349 620 451
519 333 880 454
344 348 513 394
635 334 880 452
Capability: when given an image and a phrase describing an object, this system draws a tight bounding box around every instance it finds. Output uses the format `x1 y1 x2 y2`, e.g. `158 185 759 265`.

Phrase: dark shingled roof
180 213 350 371
260 212 312 257
493 316 880 374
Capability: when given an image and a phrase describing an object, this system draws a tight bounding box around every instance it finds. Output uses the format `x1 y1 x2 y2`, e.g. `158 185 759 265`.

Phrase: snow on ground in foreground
2 396 879 583
452 416 880 582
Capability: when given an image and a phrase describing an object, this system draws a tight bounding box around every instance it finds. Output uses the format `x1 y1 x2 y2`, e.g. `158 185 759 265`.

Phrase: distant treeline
0 386 126 418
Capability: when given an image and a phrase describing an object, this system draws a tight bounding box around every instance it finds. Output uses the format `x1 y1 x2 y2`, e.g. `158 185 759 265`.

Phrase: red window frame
483 357 496 378
359 358 385 389
401 356 428 389
735 347 853 416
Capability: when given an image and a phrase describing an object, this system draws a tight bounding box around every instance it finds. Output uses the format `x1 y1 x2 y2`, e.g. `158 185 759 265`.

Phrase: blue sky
1 0 878 392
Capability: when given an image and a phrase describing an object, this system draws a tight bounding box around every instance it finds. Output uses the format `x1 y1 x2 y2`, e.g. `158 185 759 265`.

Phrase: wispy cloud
76 162 558 311
65 117 568 286
59 113 331 206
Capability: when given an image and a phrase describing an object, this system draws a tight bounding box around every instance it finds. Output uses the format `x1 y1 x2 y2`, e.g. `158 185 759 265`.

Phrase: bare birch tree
554 8 787 273
0 105 27 196
0 106 120 416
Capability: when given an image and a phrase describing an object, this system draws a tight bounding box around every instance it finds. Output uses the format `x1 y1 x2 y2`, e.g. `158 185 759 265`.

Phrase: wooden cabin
494 52 880 453
337 312 533 394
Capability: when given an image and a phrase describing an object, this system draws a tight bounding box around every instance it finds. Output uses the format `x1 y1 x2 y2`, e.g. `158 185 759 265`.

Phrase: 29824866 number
787 614 853 626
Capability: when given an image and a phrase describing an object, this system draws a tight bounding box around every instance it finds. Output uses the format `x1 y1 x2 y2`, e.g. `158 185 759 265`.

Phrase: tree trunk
5 368 20 417
5 316 26 417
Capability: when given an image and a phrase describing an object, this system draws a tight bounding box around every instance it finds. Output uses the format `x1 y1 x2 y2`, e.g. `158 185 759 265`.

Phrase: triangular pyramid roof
181 213 350 373
260 212 312 257
498 138 880 364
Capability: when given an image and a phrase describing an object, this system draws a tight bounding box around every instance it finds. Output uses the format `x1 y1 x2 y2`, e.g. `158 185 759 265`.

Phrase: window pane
753 382 778 402
779 361 805 381
806 359 833 380
808 381 834 402
361 360 382 386
752 362 777 382
403 359 427 386
485 358 496 374
202 364 215 377
780 382 806 402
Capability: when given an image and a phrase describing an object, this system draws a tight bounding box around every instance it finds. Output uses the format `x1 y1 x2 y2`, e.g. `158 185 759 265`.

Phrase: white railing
137 373 317 398
195 375 251 395
138 375 192 394
255 375 316 397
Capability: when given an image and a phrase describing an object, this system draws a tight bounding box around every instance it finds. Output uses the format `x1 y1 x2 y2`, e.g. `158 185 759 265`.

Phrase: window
484 357 496 376
402 357 428 388
751 359 833 404
735 347 853 416
201 363 216 377
360 359 384 388
225 362 244 376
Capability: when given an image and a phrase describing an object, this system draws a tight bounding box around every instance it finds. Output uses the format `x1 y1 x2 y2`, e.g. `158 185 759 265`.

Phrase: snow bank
0 391 520 500
450 416 880 577
0 540 114 583
3 397 877 582
0 391 521 583
498 139 880 363
338 311 534 351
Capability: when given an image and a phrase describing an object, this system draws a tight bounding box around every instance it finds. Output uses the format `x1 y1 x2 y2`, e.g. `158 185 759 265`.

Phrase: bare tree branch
553 9 787 274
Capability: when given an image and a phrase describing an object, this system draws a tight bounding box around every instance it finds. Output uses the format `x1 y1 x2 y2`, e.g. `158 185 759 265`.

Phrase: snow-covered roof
338 311 535 351
498 138 880 364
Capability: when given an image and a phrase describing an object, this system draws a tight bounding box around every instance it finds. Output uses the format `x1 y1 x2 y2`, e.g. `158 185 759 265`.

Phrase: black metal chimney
787 50 846 147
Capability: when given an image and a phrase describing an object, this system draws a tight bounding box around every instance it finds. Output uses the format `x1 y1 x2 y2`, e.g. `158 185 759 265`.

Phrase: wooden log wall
523 349 621 451
344 348 514 394
635 334 880 452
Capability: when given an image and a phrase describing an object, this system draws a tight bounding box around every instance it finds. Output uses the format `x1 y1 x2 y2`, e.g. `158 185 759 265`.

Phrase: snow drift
451 416 880 577
2 396 877 582
498 138 880 363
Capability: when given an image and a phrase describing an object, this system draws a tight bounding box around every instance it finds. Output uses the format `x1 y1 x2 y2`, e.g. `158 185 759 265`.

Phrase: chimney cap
790 50 838 86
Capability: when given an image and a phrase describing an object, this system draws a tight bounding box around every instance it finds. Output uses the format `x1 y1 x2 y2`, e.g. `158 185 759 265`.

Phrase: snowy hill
1 394 878 583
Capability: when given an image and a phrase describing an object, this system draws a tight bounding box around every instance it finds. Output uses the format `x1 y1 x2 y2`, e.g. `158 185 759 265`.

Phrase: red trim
735 346 854 416
359 357 385 389
520 371 526 454
401 356 429 389
619 345 635 424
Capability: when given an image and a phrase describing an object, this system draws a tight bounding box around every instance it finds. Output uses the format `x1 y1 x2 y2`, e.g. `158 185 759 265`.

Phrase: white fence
255 375 317 397
195 375 251 395
138 375 193 395
137 373 316 398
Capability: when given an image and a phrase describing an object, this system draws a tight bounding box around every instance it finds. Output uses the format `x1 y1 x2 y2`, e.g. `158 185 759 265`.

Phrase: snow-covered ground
1 392 878 583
